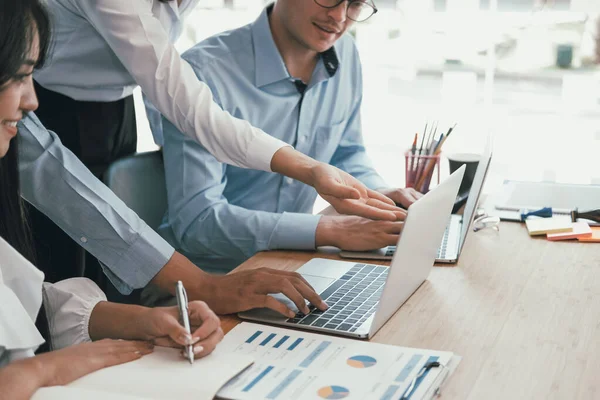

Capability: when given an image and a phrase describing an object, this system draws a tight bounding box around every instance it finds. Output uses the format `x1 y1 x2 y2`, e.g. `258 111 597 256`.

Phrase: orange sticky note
578 226 600 242
547 222 592 241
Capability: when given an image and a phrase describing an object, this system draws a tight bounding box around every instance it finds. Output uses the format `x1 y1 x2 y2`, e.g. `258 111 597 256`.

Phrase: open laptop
339 141 493 264
239 166 465 339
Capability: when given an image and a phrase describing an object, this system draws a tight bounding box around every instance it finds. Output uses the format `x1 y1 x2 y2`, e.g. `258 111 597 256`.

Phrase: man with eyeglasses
147 0 422 277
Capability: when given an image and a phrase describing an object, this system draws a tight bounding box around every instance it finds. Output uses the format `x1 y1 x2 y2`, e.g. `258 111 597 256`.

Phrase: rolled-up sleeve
18 114 174 294
42 279 106 350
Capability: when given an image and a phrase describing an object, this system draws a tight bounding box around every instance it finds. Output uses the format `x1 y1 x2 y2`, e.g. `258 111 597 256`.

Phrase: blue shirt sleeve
329 52 388 190
17 113 174 294
161 116 321 272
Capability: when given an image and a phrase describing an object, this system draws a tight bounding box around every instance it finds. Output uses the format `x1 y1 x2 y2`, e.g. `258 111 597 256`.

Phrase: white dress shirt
0 238 106 369
34 0 288 171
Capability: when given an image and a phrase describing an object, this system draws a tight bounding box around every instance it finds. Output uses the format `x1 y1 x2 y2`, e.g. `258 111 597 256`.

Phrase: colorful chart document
217 323 459 400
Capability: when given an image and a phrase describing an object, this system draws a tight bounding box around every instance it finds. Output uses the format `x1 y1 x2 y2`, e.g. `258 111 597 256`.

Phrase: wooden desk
220 222 600 400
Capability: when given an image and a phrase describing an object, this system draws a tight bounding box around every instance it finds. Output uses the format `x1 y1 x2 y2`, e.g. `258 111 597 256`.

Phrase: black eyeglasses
313 0 378 22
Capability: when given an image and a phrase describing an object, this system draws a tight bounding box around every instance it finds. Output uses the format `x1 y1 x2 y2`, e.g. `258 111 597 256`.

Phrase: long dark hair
0 0 53 353
0 0 51 263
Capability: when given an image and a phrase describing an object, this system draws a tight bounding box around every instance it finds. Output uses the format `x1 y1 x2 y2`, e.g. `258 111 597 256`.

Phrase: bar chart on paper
217 323 458 400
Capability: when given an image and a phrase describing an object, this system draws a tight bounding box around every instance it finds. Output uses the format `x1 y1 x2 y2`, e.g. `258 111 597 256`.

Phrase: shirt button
285 177 294 185
80 237 88 243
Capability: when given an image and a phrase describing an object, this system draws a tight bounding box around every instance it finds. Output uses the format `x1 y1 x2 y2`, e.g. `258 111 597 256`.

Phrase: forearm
149 251 211 302
270 147 319 186
331 151 387 190
0 357 49 400
88 302 150 341
176 205 319 262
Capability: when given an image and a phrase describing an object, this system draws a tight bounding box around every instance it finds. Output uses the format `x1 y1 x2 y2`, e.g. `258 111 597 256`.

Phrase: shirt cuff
103 224 175 295
359 174 389 191
246 128 292 172
268 213 322 250
42 279 107 350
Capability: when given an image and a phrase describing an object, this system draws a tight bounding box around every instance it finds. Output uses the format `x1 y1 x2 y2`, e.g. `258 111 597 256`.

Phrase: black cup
447 153 480 197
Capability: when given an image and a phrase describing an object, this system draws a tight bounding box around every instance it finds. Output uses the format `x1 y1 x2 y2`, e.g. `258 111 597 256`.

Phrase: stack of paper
578 226 600 242
525 217 573 236
217 322 460 400
547 222 593 241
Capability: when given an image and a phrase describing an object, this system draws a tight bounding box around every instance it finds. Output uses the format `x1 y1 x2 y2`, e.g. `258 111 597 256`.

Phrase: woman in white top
0 2 223 398
30 0 403 284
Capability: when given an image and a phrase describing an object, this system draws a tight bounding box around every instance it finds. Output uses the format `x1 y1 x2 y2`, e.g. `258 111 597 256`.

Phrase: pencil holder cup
404 150 441 193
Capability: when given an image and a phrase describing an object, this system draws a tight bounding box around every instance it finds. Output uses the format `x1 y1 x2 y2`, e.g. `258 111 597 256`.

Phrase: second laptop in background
340 140 493 264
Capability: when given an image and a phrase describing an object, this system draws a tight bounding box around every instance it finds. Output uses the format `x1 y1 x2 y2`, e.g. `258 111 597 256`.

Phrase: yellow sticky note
578 227 600 242
526 218 573 236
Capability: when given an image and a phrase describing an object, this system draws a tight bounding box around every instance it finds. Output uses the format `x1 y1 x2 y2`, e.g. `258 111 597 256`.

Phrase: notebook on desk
32 347 253 400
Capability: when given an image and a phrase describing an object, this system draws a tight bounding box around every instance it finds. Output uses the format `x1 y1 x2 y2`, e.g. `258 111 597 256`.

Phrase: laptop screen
458 140 493 252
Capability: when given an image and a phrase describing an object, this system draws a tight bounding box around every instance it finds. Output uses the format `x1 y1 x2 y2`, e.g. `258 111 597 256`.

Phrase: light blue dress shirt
18 113 174 294
157 7 387 273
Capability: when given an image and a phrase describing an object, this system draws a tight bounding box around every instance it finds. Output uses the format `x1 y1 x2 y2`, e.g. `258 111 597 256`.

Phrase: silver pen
175 281 194 364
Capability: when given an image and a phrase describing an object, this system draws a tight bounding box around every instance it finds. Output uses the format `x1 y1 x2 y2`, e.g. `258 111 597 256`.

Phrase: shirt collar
251 5 340 88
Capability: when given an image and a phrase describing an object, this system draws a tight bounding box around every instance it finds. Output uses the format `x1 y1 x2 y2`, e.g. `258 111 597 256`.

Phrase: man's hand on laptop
377 187 423 209
197 268 328 318
315 215 405 251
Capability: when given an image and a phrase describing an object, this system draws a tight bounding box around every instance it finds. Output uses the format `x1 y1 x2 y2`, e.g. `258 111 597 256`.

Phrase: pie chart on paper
317 385 350 399
346 355 377 368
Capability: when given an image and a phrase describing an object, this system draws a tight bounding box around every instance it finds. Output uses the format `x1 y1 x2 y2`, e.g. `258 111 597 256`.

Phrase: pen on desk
571 208 600 224
495 205 572 214
520 207 553 221
175 281 194 365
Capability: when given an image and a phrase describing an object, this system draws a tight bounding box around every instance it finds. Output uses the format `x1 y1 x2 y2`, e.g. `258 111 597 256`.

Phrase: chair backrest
104 151 167 231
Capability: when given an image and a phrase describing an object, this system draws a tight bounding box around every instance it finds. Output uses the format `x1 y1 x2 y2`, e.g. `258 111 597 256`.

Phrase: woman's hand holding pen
136 302 224 360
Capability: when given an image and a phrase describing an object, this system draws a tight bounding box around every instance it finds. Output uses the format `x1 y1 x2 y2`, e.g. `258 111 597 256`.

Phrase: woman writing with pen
0 2 222 398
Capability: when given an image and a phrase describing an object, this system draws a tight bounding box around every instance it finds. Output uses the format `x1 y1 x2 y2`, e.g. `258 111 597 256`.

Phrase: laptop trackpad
304 274 336 295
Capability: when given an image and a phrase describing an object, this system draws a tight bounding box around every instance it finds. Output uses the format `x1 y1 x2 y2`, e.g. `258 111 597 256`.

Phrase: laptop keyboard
286 264 388 332
384 218 452 259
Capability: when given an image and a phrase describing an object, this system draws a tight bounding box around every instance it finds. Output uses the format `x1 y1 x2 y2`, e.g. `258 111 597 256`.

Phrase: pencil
416 125 455 191
415 123 433 185
408 133 418 187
